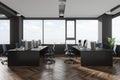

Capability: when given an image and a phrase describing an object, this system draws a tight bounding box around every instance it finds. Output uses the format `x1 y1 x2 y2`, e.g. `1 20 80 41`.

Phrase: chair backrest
51 44 55 53
78 40 82 46
2 44 8 56
83 40 87 48
16 43 20 48
113 45 117 55
65 43 68 51
65 44 72 53
97 43 103 48
115 45 120 56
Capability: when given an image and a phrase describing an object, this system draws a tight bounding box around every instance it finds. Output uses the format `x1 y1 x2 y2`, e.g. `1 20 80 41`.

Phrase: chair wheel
52 60 55 63
1 61 4 64
46 59 55 65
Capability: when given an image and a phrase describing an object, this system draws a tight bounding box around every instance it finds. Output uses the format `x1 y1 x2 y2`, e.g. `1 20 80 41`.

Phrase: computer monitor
31 40 35 48
34 41 37 48
28 41 32 49
36 41 39 48
31 40 39 48
38 40 41 46
24 41 28 50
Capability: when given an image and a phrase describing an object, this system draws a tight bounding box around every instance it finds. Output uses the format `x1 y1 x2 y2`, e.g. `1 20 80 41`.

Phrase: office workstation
72 46 113 66
0 0 120 80
8 45 48 66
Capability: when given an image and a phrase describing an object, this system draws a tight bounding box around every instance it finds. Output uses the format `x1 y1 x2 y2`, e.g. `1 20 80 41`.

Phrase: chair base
1 60 7 65
64 59 76 64
45 59 55 65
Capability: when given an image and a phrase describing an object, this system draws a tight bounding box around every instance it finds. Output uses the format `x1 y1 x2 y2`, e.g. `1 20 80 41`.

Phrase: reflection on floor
0 57 120 80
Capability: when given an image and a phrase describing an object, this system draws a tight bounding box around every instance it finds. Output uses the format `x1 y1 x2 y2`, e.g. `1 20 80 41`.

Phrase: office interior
0 0 120 80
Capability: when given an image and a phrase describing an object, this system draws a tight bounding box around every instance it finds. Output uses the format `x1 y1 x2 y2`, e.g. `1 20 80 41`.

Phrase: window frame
65 20 76 44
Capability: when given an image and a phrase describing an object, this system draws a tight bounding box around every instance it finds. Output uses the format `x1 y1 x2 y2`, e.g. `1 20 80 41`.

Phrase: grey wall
10 16 23 48
98 14 112 48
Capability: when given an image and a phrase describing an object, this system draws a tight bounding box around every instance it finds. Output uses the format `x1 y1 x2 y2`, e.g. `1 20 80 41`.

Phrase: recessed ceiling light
0 14 7 18
16 13 21 16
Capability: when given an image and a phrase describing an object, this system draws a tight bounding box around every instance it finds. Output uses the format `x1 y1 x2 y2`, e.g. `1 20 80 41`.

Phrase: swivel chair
16 43 20 48
1 44 8 64
78 40 82 47
83 40 87 48
97 43 103 48
44 44 55 64
64 44 76 64
114 45 120 56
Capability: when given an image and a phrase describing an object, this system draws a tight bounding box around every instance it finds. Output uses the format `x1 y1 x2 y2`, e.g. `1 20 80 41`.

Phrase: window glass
23 20 42 42
44 20 65 44
0 20 10 44
76 20 98 44
112 16 120 44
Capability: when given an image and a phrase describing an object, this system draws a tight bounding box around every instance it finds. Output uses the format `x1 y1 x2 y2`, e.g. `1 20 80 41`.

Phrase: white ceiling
0 0 120 18
65 0 120 18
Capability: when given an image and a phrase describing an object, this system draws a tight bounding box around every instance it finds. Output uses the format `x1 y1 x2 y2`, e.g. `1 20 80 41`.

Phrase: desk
72 46 113 66
8 46 48 66
72 46 81 57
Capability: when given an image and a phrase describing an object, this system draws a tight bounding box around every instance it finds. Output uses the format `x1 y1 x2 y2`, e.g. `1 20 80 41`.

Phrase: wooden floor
0 56 120 80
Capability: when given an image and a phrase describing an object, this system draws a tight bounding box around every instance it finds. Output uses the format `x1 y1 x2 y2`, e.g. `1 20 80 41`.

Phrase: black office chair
78 40 82 47
83 40 87 48
97 43 103 48
16 43 20 48
64 44 76 64
44 44 55 64
1 44 8 64
114 45 120 56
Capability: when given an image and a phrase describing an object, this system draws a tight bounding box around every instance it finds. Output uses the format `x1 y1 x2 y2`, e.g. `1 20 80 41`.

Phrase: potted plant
107 37 115 49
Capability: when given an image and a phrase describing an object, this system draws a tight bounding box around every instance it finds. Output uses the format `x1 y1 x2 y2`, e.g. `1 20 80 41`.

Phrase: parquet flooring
0 57 120 80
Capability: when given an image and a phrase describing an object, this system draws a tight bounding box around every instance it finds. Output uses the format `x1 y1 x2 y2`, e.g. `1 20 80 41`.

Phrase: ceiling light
16 13 21 16
0 14 7 18
105 11 111 15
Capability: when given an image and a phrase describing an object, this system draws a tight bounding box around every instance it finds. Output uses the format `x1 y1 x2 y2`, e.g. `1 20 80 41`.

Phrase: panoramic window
112 16 120 44
0 20 10 44
44 20 65 44
23 20 42 42
76 20 98 44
